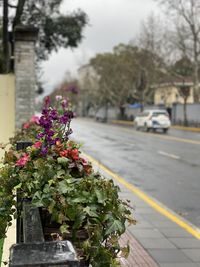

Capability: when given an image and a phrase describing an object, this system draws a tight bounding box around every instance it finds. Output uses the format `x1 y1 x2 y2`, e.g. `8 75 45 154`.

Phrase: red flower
69 149 79 160
33 141 42 149
60 150 68 157
16 153 30 167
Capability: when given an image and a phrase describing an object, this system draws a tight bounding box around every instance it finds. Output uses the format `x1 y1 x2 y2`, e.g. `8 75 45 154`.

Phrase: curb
111 120 200 133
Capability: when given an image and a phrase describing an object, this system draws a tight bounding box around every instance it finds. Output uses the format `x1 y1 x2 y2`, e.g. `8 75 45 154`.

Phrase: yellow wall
0 74 15 160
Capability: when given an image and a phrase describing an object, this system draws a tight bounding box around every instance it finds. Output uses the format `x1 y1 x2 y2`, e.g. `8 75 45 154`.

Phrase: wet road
71 118 200 227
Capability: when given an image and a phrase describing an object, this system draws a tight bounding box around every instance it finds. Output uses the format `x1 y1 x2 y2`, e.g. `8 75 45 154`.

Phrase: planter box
10 201 79 267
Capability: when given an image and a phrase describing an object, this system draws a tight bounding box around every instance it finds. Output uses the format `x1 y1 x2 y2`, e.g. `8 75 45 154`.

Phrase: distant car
134 109 171 133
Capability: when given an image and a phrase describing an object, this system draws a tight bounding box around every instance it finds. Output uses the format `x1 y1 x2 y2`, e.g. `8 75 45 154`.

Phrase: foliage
87 44 164 115
172 57 193 78
0 96 135 266
1 0 88 68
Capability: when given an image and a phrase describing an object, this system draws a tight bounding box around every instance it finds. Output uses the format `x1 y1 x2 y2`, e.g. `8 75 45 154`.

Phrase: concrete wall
172 103 200 125
0 74 15 159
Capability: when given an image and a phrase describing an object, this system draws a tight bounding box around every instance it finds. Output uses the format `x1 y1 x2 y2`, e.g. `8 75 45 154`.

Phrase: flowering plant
0 96 135 267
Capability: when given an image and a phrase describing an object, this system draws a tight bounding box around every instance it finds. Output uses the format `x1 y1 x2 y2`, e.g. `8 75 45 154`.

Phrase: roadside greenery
0 96 135 266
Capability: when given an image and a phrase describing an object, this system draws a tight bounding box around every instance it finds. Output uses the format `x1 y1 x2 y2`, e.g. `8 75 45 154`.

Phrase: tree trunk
193 59 199 102
183 98 188 126
13 0 27 29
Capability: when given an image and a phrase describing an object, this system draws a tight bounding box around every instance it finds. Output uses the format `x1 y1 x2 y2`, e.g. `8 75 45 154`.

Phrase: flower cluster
10 96 92 177
36 96 74 154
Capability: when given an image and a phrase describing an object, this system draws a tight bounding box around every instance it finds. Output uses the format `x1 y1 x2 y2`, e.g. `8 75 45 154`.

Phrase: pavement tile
151 220 178 228
148 249 192 263
182 249 200 262
129 229 165 238
161 228 192 238
142 213 171 221
133 220 154 229
135 207 161 215
119 230 159 267
159 263 200 267
169 238 200 249
136 238 176 249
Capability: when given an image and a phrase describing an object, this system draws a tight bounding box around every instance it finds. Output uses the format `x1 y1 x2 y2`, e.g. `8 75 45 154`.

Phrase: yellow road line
84 153 200 240
120 127 200 145
172 125 200 133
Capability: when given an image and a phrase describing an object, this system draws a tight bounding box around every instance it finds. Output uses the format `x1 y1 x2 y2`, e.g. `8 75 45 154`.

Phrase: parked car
134 109 171 133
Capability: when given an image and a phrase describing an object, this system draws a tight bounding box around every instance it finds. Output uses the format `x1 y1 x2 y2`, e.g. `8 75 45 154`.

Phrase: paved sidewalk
118 188 200 267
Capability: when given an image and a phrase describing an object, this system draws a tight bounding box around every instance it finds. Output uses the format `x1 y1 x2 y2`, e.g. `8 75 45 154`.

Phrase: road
71 118 200 228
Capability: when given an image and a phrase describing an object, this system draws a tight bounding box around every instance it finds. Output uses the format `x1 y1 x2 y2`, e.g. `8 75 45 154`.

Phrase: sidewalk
2 158 200 267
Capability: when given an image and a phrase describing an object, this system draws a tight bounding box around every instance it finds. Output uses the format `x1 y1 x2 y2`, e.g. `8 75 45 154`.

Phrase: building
154 77 194 107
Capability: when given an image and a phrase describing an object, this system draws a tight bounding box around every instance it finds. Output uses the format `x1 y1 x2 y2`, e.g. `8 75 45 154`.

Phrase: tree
157 0 200 101
172 57 194 126
90 44 139 119
1 0 88 72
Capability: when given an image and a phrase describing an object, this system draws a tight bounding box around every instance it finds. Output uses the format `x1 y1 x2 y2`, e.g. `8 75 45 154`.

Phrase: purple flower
41 146 48 156
37 133 44 139
50 109 58 120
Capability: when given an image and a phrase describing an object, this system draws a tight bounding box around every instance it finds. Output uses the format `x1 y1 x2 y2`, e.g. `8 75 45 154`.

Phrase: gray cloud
41 0 159 94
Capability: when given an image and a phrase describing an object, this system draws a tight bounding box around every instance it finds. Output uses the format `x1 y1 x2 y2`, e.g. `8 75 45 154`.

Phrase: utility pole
3 0 9 73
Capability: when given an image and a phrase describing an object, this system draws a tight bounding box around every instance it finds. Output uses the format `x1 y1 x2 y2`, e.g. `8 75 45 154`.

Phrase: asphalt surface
71 118 200 228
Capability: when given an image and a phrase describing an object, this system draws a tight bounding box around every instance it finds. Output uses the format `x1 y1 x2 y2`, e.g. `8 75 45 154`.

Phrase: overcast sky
41 0 159 95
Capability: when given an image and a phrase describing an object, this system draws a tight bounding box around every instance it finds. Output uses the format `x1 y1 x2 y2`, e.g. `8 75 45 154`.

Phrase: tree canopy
1 0 88 72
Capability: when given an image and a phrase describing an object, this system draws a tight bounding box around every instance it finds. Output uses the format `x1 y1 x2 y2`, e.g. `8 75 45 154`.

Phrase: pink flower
33 141 42 149
81 158 88 166
23 122 30 129
16 153 30 167
30 115 40 124
55 95 62 101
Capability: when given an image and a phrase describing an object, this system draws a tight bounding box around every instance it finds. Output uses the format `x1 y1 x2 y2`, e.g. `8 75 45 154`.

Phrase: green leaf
57 180 68 194
14 182 22 190
83 206 98 218
60 224 69 234
57 169 65 177
57 157 69 166
105 220 124 236
95 189 106 204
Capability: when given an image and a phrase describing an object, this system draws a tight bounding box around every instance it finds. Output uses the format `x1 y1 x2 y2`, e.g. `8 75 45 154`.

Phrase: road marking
83 152 200 240
158 150 180 160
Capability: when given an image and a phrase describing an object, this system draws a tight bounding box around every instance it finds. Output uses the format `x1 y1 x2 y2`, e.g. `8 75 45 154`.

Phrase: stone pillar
14 25 38 129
